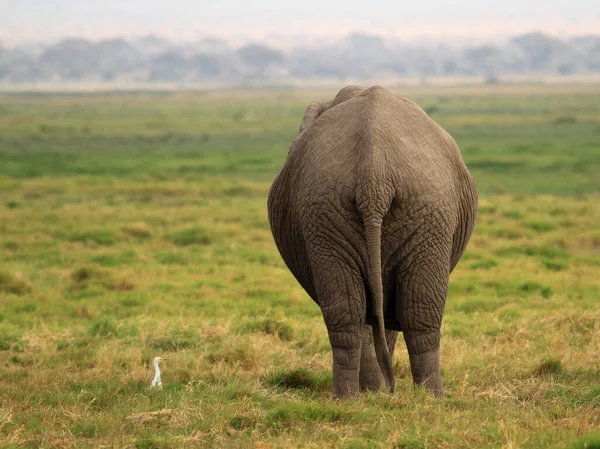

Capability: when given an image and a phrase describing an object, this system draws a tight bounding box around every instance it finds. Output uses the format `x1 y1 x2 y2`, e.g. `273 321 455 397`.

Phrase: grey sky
1 0 598 44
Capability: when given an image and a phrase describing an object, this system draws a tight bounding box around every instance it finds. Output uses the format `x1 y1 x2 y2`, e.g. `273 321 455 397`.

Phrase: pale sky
1 0 598 44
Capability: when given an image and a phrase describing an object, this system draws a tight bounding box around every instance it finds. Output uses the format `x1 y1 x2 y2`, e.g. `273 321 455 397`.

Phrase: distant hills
1 32 599 86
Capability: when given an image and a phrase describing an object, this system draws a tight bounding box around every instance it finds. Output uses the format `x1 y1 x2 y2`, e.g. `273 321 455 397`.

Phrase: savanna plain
0 84 599 449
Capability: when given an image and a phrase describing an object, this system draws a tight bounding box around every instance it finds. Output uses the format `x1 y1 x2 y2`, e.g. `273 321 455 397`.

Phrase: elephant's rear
268 85 477 398
269 85 477 323
280 86 477 258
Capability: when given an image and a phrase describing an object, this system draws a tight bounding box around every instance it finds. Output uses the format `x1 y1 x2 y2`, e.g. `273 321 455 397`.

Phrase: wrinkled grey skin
268 85 478 398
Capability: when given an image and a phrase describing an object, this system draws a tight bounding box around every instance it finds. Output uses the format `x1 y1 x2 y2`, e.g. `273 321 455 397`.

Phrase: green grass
0 84 599 448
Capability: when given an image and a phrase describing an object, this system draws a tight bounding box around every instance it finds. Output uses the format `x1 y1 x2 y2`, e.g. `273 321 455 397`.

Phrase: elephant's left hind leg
312 259 367 399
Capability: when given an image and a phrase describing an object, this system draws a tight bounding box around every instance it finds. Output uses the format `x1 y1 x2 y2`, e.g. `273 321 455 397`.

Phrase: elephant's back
290 86 472 199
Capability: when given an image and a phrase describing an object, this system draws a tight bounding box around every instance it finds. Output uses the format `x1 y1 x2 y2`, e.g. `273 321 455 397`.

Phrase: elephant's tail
364 218 395 393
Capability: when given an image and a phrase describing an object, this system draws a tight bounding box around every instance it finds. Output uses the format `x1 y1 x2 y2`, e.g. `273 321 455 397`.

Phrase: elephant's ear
299 101 328 134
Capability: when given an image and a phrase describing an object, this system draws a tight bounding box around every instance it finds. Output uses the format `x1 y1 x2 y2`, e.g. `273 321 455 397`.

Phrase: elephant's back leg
304 205 375 398
392 229 453 397
308 251 367 398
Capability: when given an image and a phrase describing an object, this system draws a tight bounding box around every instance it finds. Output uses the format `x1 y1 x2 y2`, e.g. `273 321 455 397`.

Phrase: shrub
0 271 32 295
553 115 577 125
534 359 563 376
166 227 212 246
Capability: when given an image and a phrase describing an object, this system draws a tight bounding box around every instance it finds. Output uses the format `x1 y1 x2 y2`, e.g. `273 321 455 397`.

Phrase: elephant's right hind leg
395 249 451 398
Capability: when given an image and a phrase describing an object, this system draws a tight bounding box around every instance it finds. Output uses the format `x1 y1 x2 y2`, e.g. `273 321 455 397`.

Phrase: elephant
267 85 478 398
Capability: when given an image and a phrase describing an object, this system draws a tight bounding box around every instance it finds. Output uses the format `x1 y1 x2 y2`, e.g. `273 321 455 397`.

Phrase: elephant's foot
408 347 443 398
333 367 360 399
331 346 361 399
403 331 443 397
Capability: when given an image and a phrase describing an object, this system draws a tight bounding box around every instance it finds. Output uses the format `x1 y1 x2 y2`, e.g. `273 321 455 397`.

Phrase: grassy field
0 84 599 449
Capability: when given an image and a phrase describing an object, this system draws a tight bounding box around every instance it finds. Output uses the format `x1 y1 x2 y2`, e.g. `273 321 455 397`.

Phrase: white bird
150 356 167 390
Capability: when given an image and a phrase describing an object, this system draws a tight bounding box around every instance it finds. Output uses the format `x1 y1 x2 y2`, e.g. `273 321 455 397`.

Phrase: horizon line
3 23 600 48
